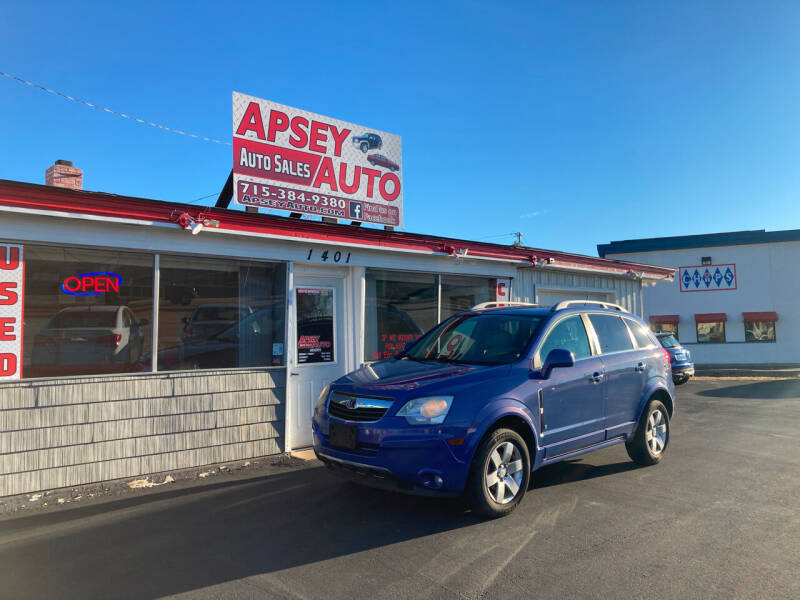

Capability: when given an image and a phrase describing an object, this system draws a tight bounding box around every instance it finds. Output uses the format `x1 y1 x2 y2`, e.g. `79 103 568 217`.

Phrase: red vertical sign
495 278 511 307
0 244 24 380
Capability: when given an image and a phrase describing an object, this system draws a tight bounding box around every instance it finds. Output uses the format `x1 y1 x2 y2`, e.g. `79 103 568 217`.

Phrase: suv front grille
327 392 393 422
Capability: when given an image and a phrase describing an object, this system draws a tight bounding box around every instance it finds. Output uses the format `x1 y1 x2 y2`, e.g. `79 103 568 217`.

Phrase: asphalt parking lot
0 378 798 600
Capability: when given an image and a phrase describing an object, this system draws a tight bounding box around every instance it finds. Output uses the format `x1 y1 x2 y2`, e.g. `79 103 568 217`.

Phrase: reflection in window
537 315 591 365
744 321 776 343
365 270 436 361
440 275 496 319
627 319 656 348
588 314 634 353
24 246 153 378
696 321 725 343
156 256 285 370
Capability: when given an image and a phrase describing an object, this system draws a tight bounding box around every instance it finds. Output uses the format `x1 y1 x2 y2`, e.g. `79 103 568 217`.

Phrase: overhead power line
0 70 232 146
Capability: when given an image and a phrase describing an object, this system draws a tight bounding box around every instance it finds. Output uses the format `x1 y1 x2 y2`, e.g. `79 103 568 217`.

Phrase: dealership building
599 229 800 366
0 167 675 496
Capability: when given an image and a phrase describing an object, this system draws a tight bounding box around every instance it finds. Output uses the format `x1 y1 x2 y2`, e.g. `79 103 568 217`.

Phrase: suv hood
333 358 508 396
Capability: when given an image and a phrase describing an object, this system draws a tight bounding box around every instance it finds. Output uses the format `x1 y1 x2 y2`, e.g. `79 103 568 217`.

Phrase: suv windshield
404 313 543 365
658 334 680 348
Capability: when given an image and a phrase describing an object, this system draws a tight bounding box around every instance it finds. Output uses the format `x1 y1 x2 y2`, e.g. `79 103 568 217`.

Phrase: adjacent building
599 229 800 365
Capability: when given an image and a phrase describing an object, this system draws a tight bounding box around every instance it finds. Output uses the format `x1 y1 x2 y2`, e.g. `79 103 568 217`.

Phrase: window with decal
23 246 154 378
296 287 335 364
744 321 776 343
365 269 437 360
651 322 679 340
696 321 725 343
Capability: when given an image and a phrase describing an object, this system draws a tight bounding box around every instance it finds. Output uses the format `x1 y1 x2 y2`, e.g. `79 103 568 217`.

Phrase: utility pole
512 232 523 247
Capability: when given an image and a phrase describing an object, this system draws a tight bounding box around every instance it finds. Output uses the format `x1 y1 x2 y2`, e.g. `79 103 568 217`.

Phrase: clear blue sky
2 1 799 255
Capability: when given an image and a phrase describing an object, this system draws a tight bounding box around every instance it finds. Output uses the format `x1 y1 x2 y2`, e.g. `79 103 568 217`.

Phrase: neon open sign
61 272 123 296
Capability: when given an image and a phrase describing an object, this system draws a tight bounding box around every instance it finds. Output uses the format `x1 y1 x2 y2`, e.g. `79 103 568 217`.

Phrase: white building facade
0 175 673 496
599 229 800 365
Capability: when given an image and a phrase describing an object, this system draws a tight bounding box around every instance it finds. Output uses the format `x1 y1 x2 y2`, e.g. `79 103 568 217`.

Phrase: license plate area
329 422 358 451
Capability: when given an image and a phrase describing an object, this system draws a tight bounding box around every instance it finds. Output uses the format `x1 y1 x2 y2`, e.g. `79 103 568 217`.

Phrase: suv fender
635 380 675 425
463 399 539 464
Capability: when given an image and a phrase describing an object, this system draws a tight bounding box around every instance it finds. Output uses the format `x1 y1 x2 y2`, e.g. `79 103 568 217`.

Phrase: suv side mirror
540 349 575 380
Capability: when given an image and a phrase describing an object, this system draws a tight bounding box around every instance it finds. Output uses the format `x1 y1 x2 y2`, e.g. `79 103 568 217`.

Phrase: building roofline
598 228 800 257
0 178 674 280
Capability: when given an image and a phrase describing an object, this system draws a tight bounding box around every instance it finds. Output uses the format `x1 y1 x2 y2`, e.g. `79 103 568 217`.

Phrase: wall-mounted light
174 212 220 235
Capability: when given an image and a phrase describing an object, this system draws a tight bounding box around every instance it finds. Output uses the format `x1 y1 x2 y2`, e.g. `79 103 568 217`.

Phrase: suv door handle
590 372 603 383
634 362 646 372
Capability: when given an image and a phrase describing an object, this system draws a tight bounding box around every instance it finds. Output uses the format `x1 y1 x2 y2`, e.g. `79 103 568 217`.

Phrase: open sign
61 272 122 296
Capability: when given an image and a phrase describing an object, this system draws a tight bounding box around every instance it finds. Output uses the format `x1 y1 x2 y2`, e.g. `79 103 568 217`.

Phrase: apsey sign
0 244 24 379
232 92 403 226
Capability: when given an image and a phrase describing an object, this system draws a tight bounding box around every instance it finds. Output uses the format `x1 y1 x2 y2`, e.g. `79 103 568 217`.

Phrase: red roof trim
742 311 778 322
649 314 680 324
0 179 675 278
695 313 727 323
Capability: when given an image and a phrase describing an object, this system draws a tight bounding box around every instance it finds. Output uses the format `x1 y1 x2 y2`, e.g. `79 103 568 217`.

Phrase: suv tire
360 141 369 153
626 399 670 466
465 428 530 518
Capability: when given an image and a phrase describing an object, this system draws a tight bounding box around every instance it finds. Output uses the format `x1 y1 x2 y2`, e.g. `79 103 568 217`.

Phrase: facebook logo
349 201 363 221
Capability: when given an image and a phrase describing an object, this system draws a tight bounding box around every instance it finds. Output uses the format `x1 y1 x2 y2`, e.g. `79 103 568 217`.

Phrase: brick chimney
45 160 83 190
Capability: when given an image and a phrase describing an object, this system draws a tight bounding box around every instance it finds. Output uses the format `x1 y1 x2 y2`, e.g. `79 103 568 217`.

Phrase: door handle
634 362 646 372
290 372 300 376
590 372 603 383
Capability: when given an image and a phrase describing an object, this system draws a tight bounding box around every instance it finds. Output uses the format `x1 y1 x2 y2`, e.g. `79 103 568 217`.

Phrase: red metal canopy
742 311 778 322
649 314 680 324
0 179 677 280
694 313 727 323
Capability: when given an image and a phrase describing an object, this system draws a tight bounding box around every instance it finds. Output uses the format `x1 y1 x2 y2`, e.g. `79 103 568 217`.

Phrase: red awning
649 315 680 324
742 311 778 322
695 313 727 323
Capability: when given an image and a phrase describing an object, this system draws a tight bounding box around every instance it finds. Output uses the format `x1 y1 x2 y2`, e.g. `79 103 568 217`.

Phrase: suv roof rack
471 301 542 310
552 300 627 312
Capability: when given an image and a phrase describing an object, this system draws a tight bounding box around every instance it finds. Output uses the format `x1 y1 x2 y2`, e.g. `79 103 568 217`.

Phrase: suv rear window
626 319 656 348
588 314 633 354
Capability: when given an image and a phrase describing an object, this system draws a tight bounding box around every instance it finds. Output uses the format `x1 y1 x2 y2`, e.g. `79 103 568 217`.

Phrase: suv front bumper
311 418 471 496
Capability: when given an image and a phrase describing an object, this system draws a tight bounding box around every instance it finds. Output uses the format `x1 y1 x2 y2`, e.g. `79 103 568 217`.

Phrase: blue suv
312 301 675 518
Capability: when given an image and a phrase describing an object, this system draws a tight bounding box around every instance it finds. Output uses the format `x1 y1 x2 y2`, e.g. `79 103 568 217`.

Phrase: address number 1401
306 249 351 263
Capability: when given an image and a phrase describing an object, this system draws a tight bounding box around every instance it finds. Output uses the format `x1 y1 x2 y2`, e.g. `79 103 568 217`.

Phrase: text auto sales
235 104 401 202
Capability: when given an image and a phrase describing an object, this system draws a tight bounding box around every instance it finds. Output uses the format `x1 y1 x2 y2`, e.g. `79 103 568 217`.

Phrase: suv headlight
397 396 453 425
316 385 330 410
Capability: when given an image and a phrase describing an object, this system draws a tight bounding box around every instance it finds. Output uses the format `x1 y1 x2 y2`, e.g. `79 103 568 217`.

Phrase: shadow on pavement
0 455 639 599
697 378 800 399
531 458 642 489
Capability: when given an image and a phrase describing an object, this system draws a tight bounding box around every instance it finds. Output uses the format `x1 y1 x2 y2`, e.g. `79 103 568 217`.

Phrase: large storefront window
441 275 496 320
365 270 437 360
23 246 154 378
156 256 286 370
364 269 499 361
